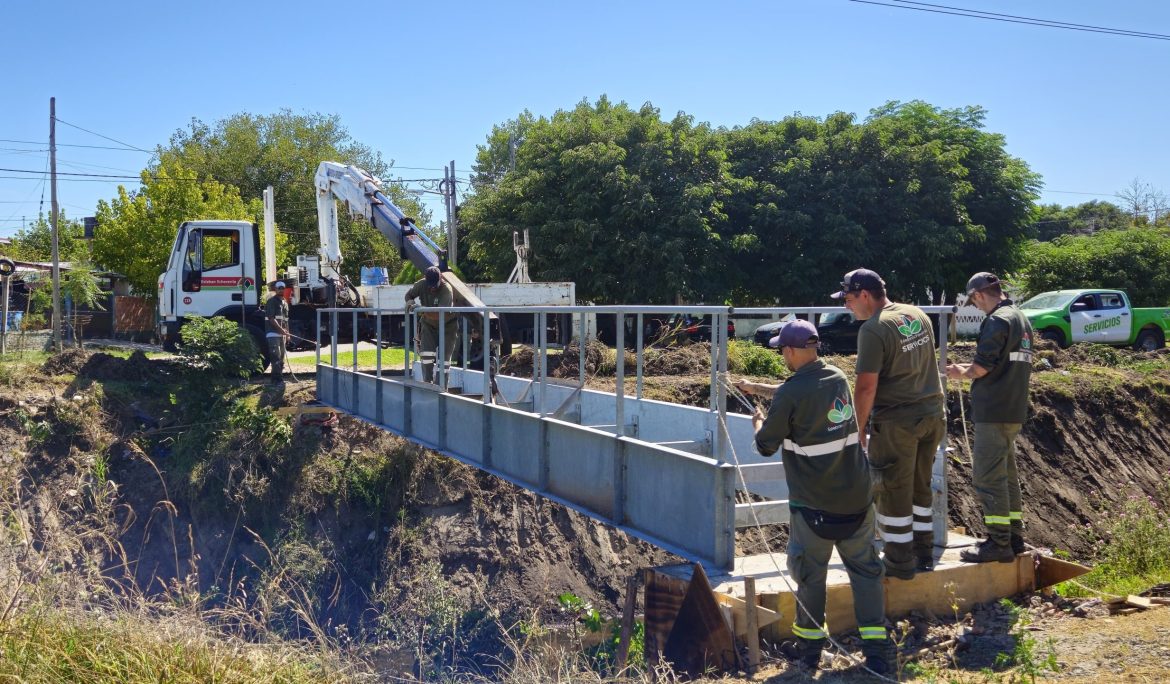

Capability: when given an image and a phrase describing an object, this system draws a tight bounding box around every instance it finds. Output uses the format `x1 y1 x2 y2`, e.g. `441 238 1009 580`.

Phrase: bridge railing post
615 312 625 436
636 313 644 400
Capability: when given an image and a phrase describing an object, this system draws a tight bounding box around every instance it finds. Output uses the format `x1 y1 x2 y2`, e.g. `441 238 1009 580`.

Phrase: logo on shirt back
827 396 854 424
896 315 923 338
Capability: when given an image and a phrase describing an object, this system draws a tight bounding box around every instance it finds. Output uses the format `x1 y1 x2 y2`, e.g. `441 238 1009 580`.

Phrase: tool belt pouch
799 507 866 541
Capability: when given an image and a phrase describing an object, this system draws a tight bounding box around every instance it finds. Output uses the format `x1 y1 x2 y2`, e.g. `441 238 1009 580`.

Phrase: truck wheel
1040 328 1067 349
1133 328 1165 352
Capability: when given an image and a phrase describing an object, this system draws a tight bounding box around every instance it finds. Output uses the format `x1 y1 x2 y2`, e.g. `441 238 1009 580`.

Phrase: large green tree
157 110 426 281
462 97 729 303
1020 227 1170 306
92 159 262 295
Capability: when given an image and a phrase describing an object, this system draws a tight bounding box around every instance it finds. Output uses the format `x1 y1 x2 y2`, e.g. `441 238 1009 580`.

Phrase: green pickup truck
1019 289 1170 351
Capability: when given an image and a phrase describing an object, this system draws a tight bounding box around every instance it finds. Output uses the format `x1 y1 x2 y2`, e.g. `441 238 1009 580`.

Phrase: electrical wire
848 0 1170 41
51 117 154 153
0 137 153 152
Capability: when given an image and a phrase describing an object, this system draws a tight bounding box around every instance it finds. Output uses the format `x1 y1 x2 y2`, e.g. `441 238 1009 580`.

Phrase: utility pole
443 160 458 267
50 97 62 352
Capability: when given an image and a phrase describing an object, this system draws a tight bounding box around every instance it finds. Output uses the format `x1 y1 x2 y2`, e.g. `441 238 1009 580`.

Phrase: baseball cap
274 281 286 290
830 268 885 299
965 272 1000 296
769 319 820 349
424 266 441 287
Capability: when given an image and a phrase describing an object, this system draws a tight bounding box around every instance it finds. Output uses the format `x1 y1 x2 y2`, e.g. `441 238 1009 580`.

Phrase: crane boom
314 162 490 313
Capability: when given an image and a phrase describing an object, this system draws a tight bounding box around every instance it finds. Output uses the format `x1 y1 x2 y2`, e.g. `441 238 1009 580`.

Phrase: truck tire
1133 328 1165 352
1040 328 1067 349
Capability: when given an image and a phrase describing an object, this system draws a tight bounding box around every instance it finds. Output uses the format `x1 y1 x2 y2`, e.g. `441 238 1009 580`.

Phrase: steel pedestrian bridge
314 304 957 571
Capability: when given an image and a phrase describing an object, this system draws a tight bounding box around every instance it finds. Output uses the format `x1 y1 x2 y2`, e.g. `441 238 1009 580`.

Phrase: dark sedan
752 312 862 355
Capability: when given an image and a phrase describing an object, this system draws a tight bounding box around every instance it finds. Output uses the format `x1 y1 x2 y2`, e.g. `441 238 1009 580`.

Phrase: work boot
780 637 824 669
960 539 1015 564
1011 533 1026 555
916 555 935 573
860 639 897 676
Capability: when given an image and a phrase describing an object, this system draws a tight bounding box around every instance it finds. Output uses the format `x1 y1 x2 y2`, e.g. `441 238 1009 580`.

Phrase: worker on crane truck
406 266 458 383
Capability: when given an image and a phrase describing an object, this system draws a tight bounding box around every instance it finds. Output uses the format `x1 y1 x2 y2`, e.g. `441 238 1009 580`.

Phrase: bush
1068 476 1170 594
728 340 786 377
179 316 261 378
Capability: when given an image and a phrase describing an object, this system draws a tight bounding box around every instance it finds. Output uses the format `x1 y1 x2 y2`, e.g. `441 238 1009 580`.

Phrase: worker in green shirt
946 272 1034 563
264 281 290 385
833 268 945 580
405 266 458 383
735 319 894 675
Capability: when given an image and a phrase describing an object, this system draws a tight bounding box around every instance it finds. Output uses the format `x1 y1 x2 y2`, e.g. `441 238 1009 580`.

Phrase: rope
719 373 899 682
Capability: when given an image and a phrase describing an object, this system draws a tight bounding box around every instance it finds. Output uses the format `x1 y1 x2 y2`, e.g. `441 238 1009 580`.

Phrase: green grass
289 347 406 369
0 607 350 683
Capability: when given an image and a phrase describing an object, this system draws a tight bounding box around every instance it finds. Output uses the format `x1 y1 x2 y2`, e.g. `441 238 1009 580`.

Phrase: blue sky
2 0 1169 237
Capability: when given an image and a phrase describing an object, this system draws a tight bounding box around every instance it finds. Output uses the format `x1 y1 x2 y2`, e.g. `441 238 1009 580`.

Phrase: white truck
157 162 573 360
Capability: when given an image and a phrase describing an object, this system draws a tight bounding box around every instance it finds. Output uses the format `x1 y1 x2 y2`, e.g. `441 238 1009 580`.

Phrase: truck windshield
1020 292 1077 311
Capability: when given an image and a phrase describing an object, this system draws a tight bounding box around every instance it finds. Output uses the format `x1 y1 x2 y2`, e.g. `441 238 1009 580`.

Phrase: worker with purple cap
833 268 945 580
405 266 457 383
734 319 894 674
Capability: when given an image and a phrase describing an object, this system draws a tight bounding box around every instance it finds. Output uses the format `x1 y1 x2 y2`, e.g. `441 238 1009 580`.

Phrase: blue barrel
360 266 389 286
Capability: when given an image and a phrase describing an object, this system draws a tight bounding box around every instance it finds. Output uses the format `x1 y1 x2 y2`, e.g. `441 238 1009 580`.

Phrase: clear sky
2 0 1169 238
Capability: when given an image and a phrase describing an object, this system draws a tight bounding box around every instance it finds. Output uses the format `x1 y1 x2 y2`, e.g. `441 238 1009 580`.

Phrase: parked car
752 312 862 355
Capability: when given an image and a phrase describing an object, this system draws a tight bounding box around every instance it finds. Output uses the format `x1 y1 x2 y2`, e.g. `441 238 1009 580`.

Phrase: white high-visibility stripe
876 512 913 527
913 521 933 531
783 431 859 457
879 529 913 543
1010 351 1033 362
913 505 933 517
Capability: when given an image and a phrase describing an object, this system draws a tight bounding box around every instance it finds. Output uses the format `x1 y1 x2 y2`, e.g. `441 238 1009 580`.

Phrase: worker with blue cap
734 319 894 674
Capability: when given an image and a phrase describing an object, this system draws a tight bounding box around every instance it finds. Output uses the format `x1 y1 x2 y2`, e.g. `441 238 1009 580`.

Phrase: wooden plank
713 591 781 635
1126 595 1154 609
744 577 760 677
1149 597 1170 606
615 575 638 671
644 568 687 675
275 405 337 417
663 564 740 677
1035 554 1092 589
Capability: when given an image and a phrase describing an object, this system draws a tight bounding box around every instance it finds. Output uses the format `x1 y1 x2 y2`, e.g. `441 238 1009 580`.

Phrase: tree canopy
157 110 427 282
92 159 263 295
462 98 1040 305
5 212 88 263
1020 227 1170 306
1030 200 1129 241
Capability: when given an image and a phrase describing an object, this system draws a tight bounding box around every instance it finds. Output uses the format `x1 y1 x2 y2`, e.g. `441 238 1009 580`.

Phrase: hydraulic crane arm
314 161 489 313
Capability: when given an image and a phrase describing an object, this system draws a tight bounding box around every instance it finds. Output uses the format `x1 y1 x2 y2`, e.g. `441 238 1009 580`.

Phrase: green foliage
228 402 293 452
178 316 261 378
1031 200 1129 241
994 601 1060 682
5 212 90 263
1070 477 1170 593
556 592 645 674
157 111 424 283
93 159 261 296
1019 227 1170 305
14 409 52 446
394 261 465 286
375 560 469 676
464 97 1038 305
463 97 730 303
727 340 787 377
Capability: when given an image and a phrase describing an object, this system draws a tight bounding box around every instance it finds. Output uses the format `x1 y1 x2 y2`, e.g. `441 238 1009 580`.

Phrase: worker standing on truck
834 268 945 580
946 273 1034 563
405 266 458 383
735 320 894 675
265 281 290 385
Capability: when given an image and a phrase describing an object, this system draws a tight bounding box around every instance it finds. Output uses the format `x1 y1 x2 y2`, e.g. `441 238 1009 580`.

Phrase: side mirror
1070 302 1087 312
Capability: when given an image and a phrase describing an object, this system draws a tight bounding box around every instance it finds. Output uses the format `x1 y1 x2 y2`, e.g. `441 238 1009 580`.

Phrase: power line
50 117 154 153
849 0 1170 41
0 137 153 152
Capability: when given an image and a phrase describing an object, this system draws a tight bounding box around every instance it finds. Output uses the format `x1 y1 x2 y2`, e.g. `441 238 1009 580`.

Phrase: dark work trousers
869 415 946 575
267 336 285 382
973 422 1024 546
787 506 889 653
418 321 459 382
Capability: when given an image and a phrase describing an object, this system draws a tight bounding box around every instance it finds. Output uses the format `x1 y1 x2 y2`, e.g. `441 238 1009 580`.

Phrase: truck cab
1020 288 1169 351
158 220 264 349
